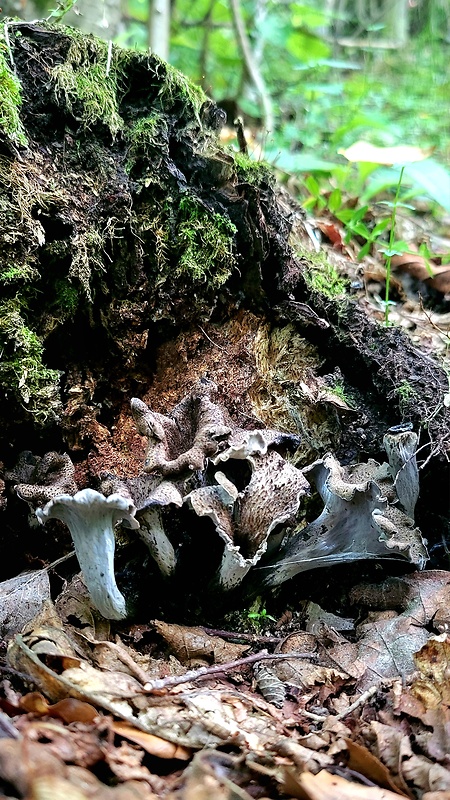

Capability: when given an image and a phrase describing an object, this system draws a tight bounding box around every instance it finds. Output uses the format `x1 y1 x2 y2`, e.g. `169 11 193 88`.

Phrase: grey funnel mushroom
131 379 231 476
256 453 428 590
36 489 139 620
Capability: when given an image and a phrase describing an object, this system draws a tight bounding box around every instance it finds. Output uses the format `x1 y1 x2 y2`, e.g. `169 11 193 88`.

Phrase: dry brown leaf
0 570 51 639
20 692 98 723
105 740 155 784
152 620 249 665
171 749 255 800
0 738 66 795
298 769 407 799
345 739 409 797
371 721 450 794
30 774 91 800
354 611 429 689
412 634 450 708
13 717 104 769
35 765 160 799
112 721 192 760
392 253 450 295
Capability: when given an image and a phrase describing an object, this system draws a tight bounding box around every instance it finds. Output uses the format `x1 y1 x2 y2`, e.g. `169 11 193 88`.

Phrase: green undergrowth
138 193 237 289
0 300 62 422
158 61 206 123
50 28 209 140
125 113 169 166
0 44 27 146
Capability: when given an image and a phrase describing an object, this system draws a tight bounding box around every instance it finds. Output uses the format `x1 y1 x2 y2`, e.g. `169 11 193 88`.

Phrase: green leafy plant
46 0 78 23
378 165 405 326
246 598 276 629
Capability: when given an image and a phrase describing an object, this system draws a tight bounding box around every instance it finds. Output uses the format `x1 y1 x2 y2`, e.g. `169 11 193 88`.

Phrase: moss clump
233 151 274 186
395 379 418 413
299 247 347 298
51 36 123 136
0 262 38 285
158 61 206 124
175 195 236 287
125 113 169 168
69 228 106 301
0 300 62 422
52 278 80 319
0 45 27 146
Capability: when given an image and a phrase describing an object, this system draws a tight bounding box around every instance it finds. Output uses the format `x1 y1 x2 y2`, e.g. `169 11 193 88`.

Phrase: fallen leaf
112 721 192 760
20 692 99 723
339 142 433 165
345 739 409 796
412 634 450 708
0 570 51 639
298 769 408 799
152 620 249 665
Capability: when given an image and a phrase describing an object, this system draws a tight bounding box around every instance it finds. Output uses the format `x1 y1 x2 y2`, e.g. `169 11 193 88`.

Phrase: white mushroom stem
36 489 139 620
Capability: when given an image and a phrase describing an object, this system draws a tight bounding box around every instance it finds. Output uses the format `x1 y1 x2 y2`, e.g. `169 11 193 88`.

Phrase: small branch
197 325 229 352
228 0 274 133
143 650 316 692
201 626 282 645
332 684 379 720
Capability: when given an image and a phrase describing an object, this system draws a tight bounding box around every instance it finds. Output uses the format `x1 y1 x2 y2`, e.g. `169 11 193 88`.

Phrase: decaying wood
0 20 448 594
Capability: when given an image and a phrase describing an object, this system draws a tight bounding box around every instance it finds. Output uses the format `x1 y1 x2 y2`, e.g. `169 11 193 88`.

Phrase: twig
197 325 229 352
302 684 380 726
108 639 151 686
228 0 274 133
106 40 113 77
201 626 282 645
332 684 379 720
299 708 330 722
143 650 316 692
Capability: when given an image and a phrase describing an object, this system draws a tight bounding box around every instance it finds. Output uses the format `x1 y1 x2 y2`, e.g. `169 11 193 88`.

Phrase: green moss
175 195 236 286
0 45 27 146
69 227 106 300
330 382 353 406
158 61 206 124
125 113 169 168
299 246 347 298
233 151 274 186
395 379 418 412
0 262 38 285
52 278 80 318
51 35 123 136
0 300 62 422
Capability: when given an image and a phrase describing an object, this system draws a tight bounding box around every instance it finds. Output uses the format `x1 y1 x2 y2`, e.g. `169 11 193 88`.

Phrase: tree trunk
148 0 171 60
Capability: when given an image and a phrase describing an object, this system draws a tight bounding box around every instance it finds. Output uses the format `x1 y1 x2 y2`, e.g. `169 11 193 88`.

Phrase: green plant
378 165 405 326
46 0 78 22
246 598 276 629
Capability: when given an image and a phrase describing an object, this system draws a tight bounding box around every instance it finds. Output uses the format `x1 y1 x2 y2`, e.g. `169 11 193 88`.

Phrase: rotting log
0 21 448 585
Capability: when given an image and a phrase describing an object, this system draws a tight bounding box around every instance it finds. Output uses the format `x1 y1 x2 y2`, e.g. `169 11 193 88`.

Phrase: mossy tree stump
0 21 448 581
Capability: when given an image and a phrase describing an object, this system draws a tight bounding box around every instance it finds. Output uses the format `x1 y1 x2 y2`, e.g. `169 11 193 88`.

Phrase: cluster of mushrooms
10 379 428 619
